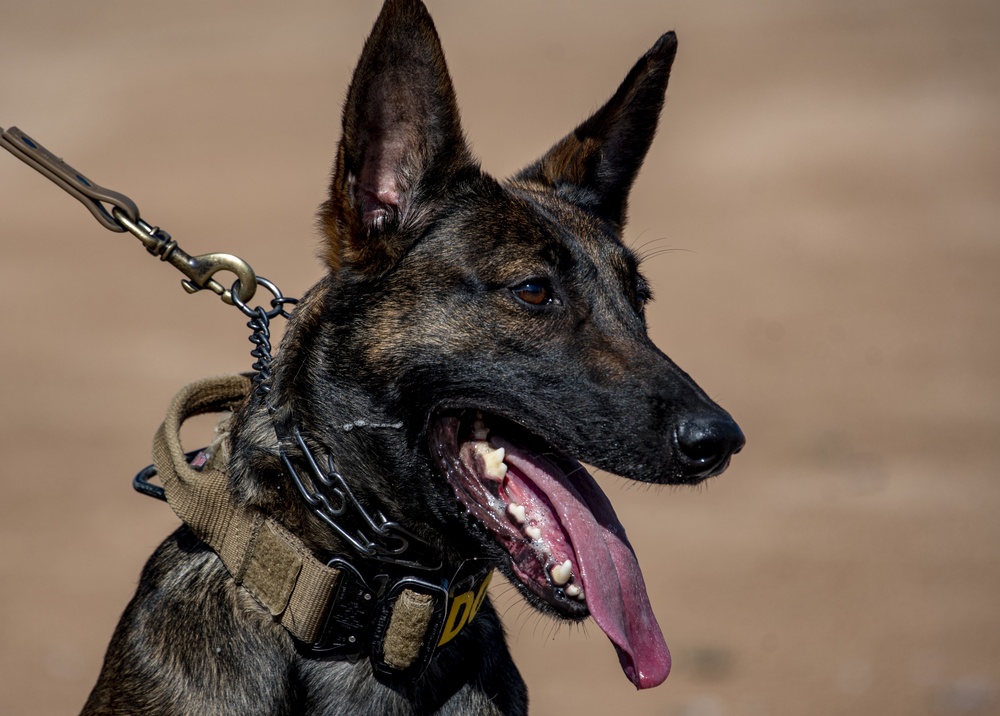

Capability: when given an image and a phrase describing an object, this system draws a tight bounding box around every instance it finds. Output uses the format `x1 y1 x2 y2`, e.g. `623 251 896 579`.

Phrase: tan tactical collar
144 374 491 681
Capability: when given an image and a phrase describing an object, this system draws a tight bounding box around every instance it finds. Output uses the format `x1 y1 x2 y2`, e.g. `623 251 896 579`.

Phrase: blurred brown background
2 1 998 714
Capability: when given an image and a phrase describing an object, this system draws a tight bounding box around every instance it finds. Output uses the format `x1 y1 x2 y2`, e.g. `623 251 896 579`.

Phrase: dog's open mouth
430 410 671 689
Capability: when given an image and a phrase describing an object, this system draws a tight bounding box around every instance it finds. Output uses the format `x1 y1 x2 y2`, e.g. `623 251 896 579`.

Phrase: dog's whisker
639 247 693 262
629 230 667 253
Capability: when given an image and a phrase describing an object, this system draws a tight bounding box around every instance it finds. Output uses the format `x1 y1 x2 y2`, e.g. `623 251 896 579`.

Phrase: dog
81 1 743 713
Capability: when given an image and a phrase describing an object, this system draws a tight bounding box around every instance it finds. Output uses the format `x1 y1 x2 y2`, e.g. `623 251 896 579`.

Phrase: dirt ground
2 1 998 714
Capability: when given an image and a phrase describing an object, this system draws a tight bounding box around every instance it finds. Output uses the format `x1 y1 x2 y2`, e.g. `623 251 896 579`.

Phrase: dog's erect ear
321 0 474 273
516 32 678 231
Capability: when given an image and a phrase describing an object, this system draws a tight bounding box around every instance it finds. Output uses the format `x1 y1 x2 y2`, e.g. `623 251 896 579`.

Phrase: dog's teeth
525 525 541 541
473 442 506 479
565 583 581 598
550 560 572 586
482 446 507 479
507 503 526 525
472 417 489 440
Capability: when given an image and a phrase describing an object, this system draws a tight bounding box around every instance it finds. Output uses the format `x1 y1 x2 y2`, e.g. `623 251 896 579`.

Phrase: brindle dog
82 1 743 713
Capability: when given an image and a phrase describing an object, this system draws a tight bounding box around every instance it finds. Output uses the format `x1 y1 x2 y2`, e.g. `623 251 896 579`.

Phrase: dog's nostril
675 415 745 468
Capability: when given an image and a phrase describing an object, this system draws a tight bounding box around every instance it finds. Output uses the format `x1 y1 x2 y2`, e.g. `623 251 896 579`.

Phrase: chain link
230 277 298 395
280 427 443 571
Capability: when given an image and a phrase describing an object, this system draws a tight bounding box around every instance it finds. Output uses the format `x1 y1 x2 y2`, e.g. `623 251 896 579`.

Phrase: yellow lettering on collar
438 572 492 646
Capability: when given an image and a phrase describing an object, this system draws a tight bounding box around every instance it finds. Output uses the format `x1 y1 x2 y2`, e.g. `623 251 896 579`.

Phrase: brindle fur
82 1 742 713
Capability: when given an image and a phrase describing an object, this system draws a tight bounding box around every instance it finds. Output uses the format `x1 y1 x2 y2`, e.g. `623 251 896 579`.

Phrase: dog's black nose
675 414 745 480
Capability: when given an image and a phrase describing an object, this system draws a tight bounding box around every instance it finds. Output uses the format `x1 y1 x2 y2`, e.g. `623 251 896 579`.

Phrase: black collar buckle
310 557 492 681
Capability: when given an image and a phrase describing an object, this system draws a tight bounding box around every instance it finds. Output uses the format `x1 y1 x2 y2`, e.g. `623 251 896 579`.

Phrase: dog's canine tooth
550 560 572 586
507 503 527 524
473 442 506 478
525 525 542 541
483 446 506 479
473 440 507 481
565 583 582 598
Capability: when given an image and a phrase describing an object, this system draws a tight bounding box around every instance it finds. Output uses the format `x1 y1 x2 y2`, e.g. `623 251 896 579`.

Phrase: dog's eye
512 280 555 307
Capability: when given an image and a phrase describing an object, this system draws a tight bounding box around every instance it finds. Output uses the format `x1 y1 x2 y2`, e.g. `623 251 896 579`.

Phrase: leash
2 126 262 307
2 125 490 680
1 126 297 391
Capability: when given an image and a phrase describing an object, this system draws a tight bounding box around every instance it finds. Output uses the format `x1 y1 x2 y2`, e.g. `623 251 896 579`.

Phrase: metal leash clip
1 125 257 306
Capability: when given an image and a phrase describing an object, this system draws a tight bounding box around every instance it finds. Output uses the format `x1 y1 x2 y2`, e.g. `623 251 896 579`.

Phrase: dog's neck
229 399 427 570
228 278 446 566
155 373 490 681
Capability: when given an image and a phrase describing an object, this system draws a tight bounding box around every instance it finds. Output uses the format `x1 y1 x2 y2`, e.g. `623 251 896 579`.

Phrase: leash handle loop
1 125 257 306
2 126 139 231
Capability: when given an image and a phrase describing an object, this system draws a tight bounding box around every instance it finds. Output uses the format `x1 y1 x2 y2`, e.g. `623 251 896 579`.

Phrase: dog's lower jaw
430 410 672 689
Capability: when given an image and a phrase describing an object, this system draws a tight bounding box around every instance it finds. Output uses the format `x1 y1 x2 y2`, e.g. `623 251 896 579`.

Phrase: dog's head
242 0 743 690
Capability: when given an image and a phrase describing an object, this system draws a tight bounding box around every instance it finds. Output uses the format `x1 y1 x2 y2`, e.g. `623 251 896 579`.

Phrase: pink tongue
497 440 671 689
